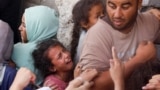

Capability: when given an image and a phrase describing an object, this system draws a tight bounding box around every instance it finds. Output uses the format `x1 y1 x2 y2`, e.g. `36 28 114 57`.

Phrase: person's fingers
112 46 118 59
70 77 84 87
149 78 159 84
50 85 58 90
142 83 158 90
78 81 93 90
109 59 114 68
30 74 36 84
152 75 160 81
80 69 98 82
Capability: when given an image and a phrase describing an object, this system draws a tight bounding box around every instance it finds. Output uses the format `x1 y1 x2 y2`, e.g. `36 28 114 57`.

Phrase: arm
109 47 125 90
10 67 36 90
91 41 156 90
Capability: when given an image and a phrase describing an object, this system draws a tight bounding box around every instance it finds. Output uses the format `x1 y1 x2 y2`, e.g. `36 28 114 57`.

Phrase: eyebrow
107 1 115 5
122 2 132 6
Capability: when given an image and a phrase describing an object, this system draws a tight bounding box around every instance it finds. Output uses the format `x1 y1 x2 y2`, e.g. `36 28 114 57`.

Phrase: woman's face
19 15 27 43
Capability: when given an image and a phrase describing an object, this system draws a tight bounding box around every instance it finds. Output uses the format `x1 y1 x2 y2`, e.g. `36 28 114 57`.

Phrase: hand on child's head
142 74 160 90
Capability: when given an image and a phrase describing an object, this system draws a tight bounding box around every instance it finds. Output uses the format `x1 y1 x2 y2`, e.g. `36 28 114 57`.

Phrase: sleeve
79 22 113 71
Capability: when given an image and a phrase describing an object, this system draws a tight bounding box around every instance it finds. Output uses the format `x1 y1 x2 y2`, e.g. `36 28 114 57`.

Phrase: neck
120 25 134 34
54 71 72 82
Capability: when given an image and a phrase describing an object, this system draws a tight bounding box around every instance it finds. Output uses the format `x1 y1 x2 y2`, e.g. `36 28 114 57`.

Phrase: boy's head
33 39 73 77
72 0 105 30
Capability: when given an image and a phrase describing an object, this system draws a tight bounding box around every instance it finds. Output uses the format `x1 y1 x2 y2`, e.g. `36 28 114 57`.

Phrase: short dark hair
32 39 64 77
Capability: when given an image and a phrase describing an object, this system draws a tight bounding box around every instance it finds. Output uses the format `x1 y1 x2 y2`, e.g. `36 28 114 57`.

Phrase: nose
63 51 70 61
114 8 123 18
18 24 22 31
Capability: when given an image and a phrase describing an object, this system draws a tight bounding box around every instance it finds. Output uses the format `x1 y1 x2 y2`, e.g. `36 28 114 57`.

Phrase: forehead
107 0 137 4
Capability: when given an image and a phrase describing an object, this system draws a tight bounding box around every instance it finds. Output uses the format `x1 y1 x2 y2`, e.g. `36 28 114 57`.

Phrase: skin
19 14 27 43
81 3 104 30
106 0 141 33
109 47 125 90
47 46 73 82
10 67 36 90
142 74 160 90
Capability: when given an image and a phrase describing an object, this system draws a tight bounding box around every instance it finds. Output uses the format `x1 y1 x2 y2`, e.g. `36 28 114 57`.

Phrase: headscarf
11 6 59 84
0 20 13 85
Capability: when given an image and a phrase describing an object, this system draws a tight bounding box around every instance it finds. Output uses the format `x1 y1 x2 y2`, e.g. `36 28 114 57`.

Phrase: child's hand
135 41 156 64
43 80 58 90
109 47 124 84
148 8 160 20
66 77 94 90
80 69 98 82
142 74 160 90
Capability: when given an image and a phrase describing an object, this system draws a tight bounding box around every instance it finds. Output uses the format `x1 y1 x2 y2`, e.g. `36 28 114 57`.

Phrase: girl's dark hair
32 39 64 77
126 58 160 90
71 0 105 61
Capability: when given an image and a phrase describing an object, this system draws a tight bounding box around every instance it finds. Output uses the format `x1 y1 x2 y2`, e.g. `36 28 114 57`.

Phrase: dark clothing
0 66 17 90
0 0 21 43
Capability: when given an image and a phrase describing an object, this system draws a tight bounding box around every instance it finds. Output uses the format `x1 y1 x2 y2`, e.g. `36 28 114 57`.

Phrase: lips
113 20 124 26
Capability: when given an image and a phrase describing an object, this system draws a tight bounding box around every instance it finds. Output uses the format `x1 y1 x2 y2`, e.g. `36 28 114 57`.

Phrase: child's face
82 3 104 29
48 45 73 73
19 14 27 43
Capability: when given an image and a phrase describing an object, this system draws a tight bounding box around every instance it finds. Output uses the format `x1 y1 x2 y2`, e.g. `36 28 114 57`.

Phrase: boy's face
82 3 104 30
48 45 73 73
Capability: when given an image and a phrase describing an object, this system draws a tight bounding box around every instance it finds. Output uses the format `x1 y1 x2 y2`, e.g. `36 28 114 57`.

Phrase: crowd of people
0 0 159 90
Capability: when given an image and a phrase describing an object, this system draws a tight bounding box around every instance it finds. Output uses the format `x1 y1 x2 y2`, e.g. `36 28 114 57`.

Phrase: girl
71 0 105 64
11 6 59 85
32 39 74 90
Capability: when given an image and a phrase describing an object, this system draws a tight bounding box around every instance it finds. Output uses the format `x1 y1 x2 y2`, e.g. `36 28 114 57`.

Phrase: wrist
10 83 23 90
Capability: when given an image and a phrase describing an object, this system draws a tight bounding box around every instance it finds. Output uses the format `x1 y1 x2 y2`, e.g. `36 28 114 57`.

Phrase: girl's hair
32 39 65 77
71 0 105 61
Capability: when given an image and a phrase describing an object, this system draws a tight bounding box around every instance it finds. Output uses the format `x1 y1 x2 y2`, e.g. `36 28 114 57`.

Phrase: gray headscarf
0 20 14 85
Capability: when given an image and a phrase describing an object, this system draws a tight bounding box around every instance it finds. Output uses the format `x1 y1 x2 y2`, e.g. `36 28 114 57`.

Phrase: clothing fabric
0 20 14 85
12 6 59 85
0 65 17 90
44 75 68 90
74 30 86 64
0 0 21 43
78 12 160 71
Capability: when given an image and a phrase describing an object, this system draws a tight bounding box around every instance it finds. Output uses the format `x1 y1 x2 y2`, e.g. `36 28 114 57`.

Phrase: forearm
10 83 23 90
114 79 125 90
124 56 143 78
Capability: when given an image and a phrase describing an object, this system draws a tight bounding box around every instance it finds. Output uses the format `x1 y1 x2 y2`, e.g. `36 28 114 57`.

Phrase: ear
80 21 88 29
138 0 142 9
